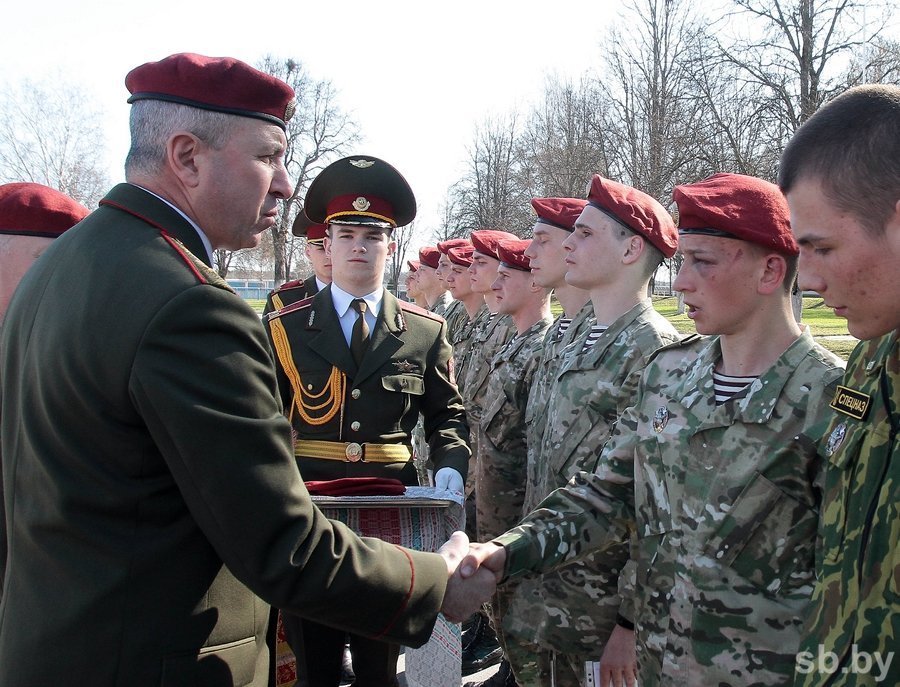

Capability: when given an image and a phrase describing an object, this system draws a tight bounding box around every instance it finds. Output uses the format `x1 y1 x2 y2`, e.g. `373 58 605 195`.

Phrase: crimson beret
437 238 471 255
448 244 475 267
497 239 532 271
305 155 416 228
673 173 798 256
407 259 420 272
418 246 441 268
126 53 296 130
0 183 89 238
470 229 518 259
292 211 327 243
530 197 587 232
587 175 678 258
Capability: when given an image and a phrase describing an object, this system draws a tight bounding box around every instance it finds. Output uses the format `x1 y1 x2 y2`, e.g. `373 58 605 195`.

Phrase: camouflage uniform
497 330 845 686
452 303 489 403
504 301 680 687
794 331 900 687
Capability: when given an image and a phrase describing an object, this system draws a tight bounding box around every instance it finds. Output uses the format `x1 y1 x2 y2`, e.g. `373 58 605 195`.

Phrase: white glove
434 467 464 494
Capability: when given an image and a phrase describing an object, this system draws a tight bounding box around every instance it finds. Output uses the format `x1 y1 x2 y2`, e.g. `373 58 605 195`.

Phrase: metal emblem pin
653 407 669 433
345 442 363 462
349 159 375 168
352 196 371 211
308 310 316 327
825 422 847 457
393 359 417 373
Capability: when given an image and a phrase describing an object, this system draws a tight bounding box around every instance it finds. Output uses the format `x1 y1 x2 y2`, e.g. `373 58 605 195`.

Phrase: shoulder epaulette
647 332 706 364
400 300 445 323
272 278 305 293
159 232 235 293
265 295 314 322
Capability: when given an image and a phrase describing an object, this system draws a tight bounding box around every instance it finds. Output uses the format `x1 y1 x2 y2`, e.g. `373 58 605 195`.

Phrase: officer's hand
598 623 637 687
438 531 496 622
434 467 464 493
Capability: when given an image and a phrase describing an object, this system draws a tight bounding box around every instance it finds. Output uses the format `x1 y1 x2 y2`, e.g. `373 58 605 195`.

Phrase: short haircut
125 100 237 178
779 84 900 236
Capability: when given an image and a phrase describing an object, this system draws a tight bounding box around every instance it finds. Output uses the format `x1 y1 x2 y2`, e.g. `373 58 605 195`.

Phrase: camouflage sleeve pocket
704 472 818 596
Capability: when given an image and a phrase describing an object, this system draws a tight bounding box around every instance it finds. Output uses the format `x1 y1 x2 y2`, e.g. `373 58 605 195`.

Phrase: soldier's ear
386 239 397 257
167 132 204 188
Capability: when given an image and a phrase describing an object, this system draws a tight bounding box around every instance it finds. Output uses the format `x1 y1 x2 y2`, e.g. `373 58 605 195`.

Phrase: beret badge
284 100 297 122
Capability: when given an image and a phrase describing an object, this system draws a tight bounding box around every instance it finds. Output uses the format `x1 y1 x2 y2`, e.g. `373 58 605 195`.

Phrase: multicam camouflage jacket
451 303 488 402
523 301 595 510
794 331 899 687
497 330 845 686
439 296 467 344
505 300 679 655
460 312 516 423
474 316 551 541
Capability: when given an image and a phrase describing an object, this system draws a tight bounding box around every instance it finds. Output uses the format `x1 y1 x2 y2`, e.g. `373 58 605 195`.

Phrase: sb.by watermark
796 645 894 682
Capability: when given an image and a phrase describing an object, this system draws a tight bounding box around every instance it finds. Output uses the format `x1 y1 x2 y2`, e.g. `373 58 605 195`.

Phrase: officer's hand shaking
434 467 464 493
459 541 506 583
437 532 498 623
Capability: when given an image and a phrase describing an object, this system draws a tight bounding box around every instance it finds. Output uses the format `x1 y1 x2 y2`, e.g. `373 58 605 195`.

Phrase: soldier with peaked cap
462 172 846 687
0 182 89 320
0 54 493 687
263 211 331 315
263 154 472 687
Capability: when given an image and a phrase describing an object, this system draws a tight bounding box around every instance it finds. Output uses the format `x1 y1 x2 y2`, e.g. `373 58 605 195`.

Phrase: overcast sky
3 0 613 239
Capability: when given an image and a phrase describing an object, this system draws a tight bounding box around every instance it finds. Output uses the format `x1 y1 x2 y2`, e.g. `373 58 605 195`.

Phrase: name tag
830 385 871 420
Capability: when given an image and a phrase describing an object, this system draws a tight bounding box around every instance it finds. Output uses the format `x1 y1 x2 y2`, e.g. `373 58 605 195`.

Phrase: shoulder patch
266 295 314 322
400 300 445 323
272 278 305 292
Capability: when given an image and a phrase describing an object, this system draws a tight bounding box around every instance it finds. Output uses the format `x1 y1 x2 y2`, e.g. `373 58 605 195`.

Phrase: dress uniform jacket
264 285 470 484
795 331 900 687
0 184 450 687
263 274 319 316
497 331 846 686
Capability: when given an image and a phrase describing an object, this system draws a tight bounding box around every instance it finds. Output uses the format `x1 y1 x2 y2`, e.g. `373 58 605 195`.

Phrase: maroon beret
419 246 441 268
530 197 587 232
0 182 89 238
126 53 296 130
292 211 327 244
448 244 475 267
437 238 471 255
471 229 518 259
587 175 678 258
407 259 420 272
673 173 799 256
497 239 532 271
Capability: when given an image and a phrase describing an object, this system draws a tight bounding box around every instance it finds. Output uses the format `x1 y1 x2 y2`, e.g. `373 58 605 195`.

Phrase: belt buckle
345 442 364 462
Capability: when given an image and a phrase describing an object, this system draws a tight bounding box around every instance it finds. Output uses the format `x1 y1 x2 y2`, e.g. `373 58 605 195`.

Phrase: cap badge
349 159 375 169
353 196 371 212
824 422 847 457
653 407 669 433
284 100 297 122
393 359 417 373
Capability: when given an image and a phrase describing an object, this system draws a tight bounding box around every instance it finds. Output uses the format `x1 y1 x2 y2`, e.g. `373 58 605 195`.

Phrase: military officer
0 54 493 687
0 182 88 320
263 211 331 315
263 154 471 687
779 84 900 687
462 173 847 687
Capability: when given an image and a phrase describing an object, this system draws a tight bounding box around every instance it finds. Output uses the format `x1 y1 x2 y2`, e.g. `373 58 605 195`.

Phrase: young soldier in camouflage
780 84 900 687
463 173 847 687
436 238 472 341
466 238 553 687
505 177 681 687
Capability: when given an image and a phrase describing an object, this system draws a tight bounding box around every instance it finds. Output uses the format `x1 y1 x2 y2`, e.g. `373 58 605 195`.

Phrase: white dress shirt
329 283 383 347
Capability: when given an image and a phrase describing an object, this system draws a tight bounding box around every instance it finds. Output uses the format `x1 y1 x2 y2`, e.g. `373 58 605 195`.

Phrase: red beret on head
437 238 471 255
448 244 475 267
497 239 533 271
587 175 678 258
292 211 327 243
0 182 89 238
530 197 587 232
471 229 518 259
126 53 296 130
407 259 420 272
419 246 441 268
673 173 799 256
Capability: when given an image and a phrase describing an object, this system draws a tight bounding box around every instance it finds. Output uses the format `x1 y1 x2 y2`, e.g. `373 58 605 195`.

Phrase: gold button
351 421 361 431
351 389 361 399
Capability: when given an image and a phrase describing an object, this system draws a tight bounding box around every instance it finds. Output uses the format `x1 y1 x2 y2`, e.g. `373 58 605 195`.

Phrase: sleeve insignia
653 407 669 433
824 421 848 457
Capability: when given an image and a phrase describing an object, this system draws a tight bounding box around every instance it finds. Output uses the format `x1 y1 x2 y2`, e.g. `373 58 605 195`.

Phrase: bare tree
0 76 110 208
840 37 900 86
386 220 416 295
213 56 359 281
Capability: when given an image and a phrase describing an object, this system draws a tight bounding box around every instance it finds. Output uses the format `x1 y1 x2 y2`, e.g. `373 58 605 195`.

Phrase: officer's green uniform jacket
0 184 451 687
794 331 899 687
263 274 320 316
264 285 470 484
505 301 679 659
497 330 845 686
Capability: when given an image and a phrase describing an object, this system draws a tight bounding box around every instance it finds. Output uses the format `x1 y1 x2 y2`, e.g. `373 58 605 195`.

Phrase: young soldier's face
526 221 570 289
787 177 900 340
325 224 394 293
446 263 474 299
468 252 500 295
435 254 453 287
304 242 332 283
563 205 629 290
491 264 531 315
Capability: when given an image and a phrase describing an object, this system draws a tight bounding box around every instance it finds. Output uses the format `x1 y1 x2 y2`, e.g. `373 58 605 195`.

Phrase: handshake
437 531 508 623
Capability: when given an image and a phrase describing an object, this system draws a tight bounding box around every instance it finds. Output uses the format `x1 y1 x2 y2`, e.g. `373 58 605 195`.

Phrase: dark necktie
350 298 370 366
